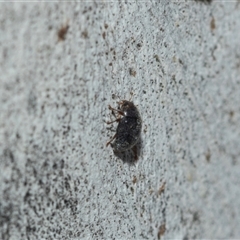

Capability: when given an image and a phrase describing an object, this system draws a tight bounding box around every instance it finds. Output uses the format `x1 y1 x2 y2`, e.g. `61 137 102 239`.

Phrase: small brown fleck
158 182 166 195
154 54 160 62
129 68 136 77
205 150 211 162
82 30 88 38
104 23 108 29
149 189 154 194
210 17 215 31
229 110 234 118
58 23 69 41
102 31 106 39
158 224 166 239
132 176 137 184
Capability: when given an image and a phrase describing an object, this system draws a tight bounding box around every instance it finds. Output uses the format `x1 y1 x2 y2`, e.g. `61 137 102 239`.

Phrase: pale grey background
1 1 240 239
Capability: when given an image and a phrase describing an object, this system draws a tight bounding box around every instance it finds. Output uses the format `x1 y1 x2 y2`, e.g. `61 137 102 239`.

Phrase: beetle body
107 100 142 156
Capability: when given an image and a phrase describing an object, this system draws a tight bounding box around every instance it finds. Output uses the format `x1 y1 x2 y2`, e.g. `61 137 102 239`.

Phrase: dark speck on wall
58 23 69 41
195 0 212 4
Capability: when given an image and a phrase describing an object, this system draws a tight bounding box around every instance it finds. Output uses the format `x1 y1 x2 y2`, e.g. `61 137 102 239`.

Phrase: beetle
106 98 142 160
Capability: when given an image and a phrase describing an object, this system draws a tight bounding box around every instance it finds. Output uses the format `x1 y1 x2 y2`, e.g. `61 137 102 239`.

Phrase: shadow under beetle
106 97 142 161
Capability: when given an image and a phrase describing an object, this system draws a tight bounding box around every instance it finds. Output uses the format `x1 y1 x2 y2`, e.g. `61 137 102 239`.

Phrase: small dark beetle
106 99 142 160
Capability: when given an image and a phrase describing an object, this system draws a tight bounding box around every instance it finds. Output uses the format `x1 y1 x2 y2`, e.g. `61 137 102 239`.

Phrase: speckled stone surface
1 1 240 239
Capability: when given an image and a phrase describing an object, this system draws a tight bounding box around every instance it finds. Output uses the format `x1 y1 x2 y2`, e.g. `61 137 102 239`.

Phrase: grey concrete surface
1 1 240 239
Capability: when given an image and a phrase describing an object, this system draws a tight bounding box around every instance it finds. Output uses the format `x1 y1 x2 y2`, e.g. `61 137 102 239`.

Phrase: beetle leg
106 133 117 147
108 105 124 116
129 91 134 101
106 118 121 124
132 145 138 161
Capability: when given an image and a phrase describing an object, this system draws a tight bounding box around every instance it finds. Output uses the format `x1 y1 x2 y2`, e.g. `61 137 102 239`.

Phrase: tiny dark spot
102 32 106 39
38 179 43 186
195 0 212 4
179 59 183 65
158 224 166 239
53 162 58 169
60 159 65 169
4 148 14 162
109 62 112 66
27 91 37 114
154 55 160 62
210 17 215 31
63 125 71 135
206 150 211 162
129 68 136 77
42 160 49 169
192 211 200 222
229 110 234 118
158 182 166 195
82 30 88 38
58 24 69 41
132 176 137 184
24 190 31 202
45 186 50 194
143 90 146 94
104 23 108 29
143 125 147 133
136 43 142 49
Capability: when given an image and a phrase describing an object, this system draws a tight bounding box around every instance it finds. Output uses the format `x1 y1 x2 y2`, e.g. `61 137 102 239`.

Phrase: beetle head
118 100 134 111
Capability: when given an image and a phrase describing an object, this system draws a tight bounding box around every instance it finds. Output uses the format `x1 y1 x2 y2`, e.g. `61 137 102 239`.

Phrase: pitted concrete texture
1 1 240 239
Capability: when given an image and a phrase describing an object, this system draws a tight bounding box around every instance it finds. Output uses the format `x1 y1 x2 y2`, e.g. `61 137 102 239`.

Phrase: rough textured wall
1 1 240 239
